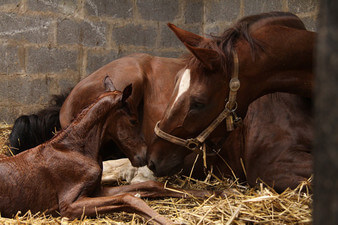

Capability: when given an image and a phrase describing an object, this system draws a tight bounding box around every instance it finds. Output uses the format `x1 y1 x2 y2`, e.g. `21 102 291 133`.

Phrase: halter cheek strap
154 50 241 153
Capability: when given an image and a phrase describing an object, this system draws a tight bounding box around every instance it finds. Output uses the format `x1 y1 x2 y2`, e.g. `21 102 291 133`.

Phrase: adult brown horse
0 77 212 224
147 12 315 192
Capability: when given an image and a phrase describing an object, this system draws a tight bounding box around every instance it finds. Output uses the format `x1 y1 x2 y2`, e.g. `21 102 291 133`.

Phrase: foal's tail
9 92 70 154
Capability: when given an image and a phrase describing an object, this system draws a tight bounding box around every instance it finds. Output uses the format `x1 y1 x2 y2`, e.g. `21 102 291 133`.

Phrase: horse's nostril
148 160 156 173
136 155 146 166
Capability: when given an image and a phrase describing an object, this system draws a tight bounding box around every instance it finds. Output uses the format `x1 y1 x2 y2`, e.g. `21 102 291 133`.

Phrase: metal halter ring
225 100 238 112
185 138 202 151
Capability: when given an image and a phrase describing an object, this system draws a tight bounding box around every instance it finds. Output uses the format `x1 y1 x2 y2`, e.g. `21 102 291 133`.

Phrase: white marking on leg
102 158 156 184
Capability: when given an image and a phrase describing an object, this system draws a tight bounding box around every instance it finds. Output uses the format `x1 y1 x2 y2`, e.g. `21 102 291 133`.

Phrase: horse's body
0 79 211 224
147 12 315 191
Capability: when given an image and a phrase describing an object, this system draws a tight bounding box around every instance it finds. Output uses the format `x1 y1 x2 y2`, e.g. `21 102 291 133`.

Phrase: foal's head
101 77 147 167
70 76 146 166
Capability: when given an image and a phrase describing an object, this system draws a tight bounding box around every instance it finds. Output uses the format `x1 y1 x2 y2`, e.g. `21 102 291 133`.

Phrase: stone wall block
136 0 179 21
205 0 240 23
288 0 318 14
0 45 24 74
184 0 203 24
87 50 119 75
0 13 51 44
57 19 107 47
112 24 157 47
244 0 283 15
0 0 21 7
27 0 78 15
27 47 78 74
85 0 133 18
0 76 50 104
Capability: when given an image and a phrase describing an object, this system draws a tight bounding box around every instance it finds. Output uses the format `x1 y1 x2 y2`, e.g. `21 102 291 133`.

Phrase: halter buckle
185 139 201 151
234 115 243 127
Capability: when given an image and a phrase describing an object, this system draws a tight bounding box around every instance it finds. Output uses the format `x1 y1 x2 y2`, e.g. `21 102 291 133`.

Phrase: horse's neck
262 26 314 96
238 26 315 114
56 96 114 159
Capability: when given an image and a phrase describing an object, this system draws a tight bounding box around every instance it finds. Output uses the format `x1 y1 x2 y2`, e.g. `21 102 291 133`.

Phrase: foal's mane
187 11 301 77
44 91 122 146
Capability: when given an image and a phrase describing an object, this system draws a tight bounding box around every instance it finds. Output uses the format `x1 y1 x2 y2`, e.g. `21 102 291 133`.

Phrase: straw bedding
0 123 312 224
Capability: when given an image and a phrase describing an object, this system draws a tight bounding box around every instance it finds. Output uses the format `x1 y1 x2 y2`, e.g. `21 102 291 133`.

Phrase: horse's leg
61 193 172 225
245 144 313 192
98 180 218 198
243 94 313 192
258 151 313 192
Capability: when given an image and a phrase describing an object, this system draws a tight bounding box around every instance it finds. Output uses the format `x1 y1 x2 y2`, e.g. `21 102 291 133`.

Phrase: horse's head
103 76 147 167
147 24 249 176
148 13 315 176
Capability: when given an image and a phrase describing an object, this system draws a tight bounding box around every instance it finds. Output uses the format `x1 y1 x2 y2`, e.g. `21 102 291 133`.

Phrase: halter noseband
154 50 241 152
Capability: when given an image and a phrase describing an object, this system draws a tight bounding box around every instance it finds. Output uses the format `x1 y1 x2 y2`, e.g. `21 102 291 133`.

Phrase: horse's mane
187 11 302 78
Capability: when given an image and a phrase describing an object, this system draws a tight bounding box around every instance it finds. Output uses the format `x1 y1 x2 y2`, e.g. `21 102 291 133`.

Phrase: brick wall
0 0 319 123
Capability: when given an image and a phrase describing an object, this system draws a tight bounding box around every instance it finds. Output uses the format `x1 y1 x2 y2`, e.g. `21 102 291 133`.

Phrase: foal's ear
122 84 132 104
168 23 209 47
103 75 116 92
184 43 220 71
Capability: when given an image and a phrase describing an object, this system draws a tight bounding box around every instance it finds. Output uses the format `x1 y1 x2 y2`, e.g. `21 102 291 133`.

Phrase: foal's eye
190 101 205 110
130 119 138 125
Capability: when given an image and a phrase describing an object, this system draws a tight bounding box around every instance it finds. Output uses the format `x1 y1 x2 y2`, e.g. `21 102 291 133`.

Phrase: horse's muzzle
147 158 182 177
129 145 147 167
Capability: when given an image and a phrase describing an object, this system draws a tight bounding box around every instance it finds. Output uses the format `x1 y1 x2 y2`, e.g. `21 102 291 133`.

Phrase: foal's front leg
98 180 218 199
60 194 172 225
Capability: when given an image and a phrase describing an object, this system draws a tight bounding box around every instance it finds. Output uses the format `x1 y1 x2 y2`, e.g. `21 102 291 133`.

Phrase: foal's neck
55 94 117 160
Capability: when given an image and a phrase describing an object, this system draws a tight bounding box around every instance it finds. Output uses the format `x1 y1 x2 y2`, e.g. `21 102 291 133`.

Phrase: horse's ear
184 43 220 71
122 84 132 104
103 75 116 92
168 23 209 47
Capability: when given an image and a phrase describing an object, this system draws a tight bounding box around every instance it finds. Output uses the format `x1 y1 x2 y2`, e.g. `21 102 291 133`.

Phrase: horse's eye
130 119 138 125
190 101 205 110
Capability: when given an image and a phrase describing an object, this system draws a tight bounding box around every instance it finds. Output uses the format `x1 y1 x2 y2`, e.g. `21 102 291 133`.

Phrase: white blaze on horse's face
166 69 190 117
169 69 191 113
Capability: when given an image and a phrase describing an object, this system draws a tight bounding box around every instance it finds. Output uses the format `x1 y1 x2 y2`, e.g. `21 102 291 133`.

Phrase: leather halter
154 50 241 153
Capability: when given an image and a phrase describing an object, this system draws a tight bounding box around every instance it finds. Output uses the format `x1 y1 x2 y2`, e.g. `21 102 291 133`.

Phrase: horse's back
60 53 154 128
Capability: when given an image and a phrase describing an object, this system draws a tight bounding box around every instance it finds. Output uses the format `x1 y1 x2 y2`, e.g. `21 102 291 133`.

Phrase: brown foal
0 77 212 224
